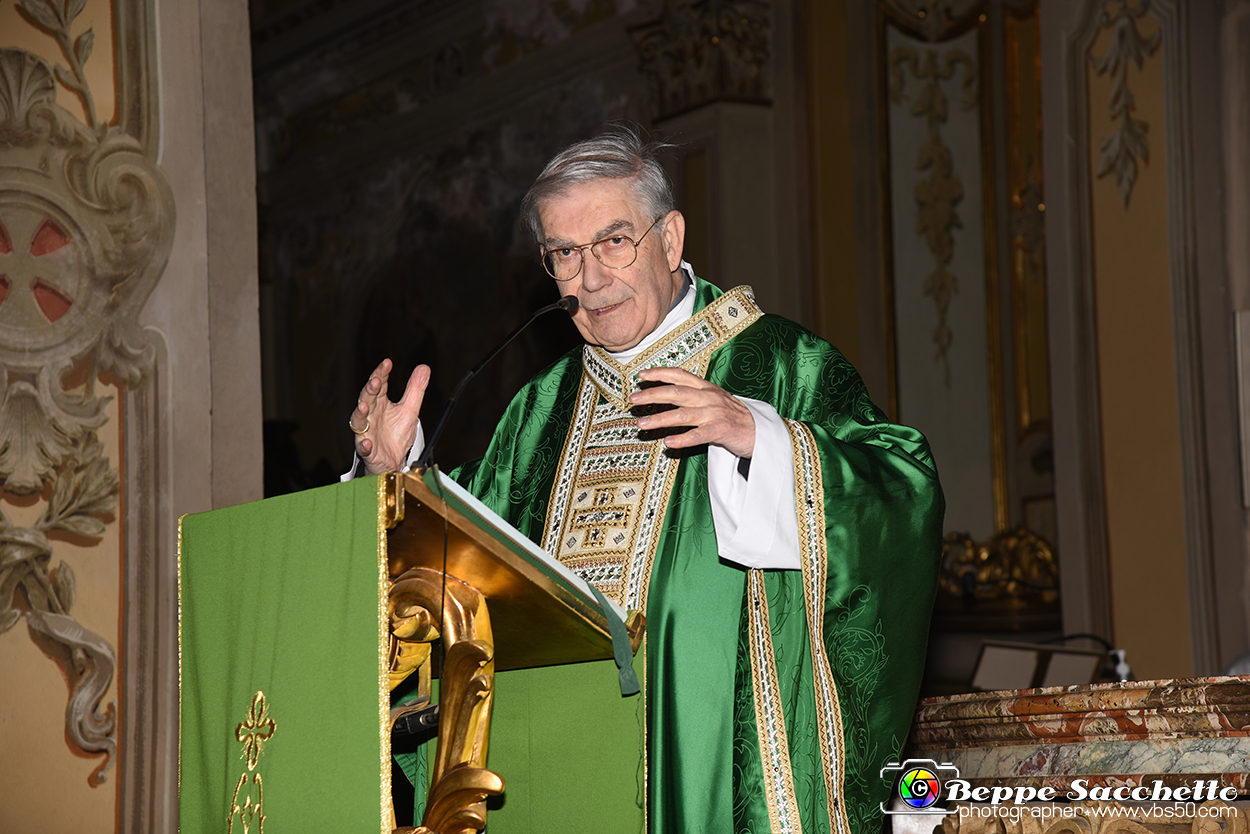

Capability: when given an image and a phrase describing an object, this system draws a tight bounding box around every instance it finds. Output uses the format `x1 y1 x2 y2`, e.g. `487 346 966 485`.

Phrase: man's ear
661 210 686 272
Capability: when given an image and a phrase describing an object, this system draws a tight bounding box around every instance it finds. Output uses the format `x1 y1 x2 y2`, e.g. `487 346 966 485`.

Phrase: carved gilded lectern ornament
389 567 504 834
382 471 646 834
0 0 175 786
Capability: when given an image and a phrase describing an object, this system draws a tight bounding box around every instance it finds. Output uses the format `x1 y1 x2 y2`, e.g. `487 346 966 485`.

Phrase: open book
419 466 627 623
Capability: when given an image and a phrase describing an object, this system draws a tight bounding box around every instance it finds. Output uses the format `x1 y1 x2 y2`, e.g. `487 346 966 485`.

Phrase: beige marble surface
909 676 1250 790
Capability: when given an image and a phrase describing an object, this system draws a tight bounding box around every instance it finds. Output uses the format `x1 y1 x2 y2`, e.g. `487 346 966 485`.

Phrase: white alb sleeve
707 398 801 570
339 421 425 482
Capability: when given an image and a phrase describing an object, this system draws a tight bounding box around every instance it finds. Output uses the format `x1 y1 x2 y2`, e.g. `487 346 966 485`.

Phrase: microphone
414 295 578 471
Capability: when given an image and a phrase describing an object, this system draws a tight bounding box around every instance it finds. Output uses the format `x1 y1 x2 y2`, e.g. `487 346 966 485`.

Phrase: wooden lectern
179 472 644 834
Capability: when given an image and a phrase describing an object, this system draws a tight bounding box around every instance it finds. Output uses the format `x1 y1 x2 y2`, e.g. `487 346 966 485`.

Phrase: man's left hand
629 367 755 458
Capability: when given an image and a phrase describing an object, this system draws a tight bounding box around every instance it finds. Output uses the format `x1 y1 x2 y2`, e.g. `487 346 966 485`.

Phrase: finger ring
350 417 369 435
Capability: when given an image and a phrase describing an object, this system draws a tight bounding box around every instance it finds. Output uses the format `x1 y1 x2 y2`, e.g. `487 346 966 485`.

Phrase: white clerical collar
607 261 697 364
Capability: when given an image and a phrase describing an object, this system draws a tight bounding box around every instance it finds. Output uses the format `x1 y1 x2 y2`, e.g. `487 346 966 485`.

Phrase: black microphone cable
414 295 578 472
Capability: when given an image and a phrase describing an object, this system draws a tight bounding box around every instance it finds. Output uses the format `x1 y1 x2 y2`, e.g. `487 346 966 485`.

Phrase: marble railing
893 677 1250 834
910 676 1250 791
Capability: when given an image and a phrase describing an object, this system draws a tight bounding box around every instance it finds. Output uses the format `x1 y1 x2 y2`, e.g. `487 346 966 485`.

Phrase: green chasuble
450 277 944 834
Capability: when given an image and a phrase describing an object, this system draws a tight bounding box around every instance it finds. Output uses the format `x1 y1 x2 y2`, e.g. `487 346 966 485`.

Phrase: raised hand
350 359 431 474
628 366 755 458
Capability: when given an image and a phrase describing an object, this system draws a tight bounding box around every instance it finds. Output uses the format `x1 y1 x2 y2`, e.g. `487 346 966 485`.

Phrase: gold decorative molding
1003 4 1051 443
1090 0 1161 207
0 0 174 787
630 0 771 120
888 44 976 383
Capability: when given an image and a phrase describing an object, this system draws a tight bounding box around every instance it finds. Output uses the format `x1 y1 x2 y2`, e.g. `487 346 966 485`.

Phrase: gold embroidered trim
376 476 393 833
542 377 679 609
583 285 762 411
229 691 275 833
641 633 649 833
542 375 599 554
627 443 680 610
787 420 850 834
542 285 763 610
747 569 803 834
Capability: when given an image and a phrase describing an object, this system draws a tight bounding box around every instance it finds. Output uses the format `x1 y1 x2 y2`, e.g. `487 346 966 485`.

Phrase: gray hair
520 126 676 245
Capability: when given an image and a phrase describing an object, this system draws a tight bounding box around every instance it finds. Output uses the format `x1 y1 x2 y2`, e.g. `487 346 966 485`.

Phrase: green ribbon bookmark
587 584 640 697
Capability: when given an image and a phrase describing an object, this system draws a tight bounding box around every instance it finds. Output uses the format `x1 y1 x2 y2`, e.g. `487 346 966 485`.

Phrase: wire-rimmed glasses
541 215 664 282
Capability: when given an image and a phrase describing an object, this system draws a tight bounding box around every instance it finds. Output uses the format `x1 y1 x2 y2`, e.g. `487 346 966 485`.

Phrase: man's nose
579 252 613 292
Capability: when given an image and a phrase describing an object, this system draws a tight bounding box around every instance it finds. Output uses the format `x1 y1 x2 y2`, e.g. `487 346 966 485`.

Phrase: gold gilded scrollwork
388 567 504 834
229 691 276 834
938 526 1059 622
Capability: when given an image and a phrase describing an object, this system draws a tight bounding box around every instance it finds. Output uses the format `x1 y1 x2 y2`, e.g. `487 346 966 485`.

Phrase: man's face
537 177 685 352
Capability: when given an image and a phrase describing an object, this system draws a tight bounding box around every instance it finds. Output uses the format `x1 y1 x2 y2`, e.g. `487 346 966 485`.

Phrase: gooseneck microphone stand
413 295 579 472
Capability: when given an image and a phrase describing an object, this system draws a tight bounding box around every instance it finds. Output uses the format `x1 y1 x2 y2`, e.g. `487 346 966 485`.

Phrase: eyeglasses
541 216 665 282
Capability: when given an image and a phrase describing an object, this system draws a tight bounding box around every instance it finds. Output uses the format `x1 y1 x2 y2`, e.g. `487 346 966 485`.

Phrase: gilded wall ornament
1090 0 1160 207
889 45 976 383
0 0 174 787
630 0 771 119
936 526 1060 631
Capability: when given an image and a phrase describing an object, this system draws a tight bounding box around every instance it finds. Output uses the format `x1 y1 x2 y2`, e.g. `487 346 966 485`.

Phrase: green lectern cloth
183 476 645 832
396 658 647 832
467 653 645 833
180 476 391 833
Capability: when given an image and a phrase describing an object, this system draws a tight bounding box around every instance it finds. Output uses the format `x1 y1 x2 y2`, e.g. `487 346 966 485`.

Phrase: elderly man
348 128 944 834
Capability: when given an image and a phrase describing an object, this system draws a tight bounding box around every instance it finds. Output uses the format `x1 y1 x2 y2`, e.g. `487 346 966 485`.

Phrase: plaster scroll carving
1090 0 1161 207
0 13 175 785
881 0 1038 42
889 45 976 384
630 0 771 120
881 0 983 42
13 0 102 129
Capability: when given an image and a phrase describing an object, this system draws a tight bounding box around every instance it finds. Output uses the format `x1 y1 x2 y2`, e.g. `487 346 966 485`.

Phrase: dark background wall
253 0 673 489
